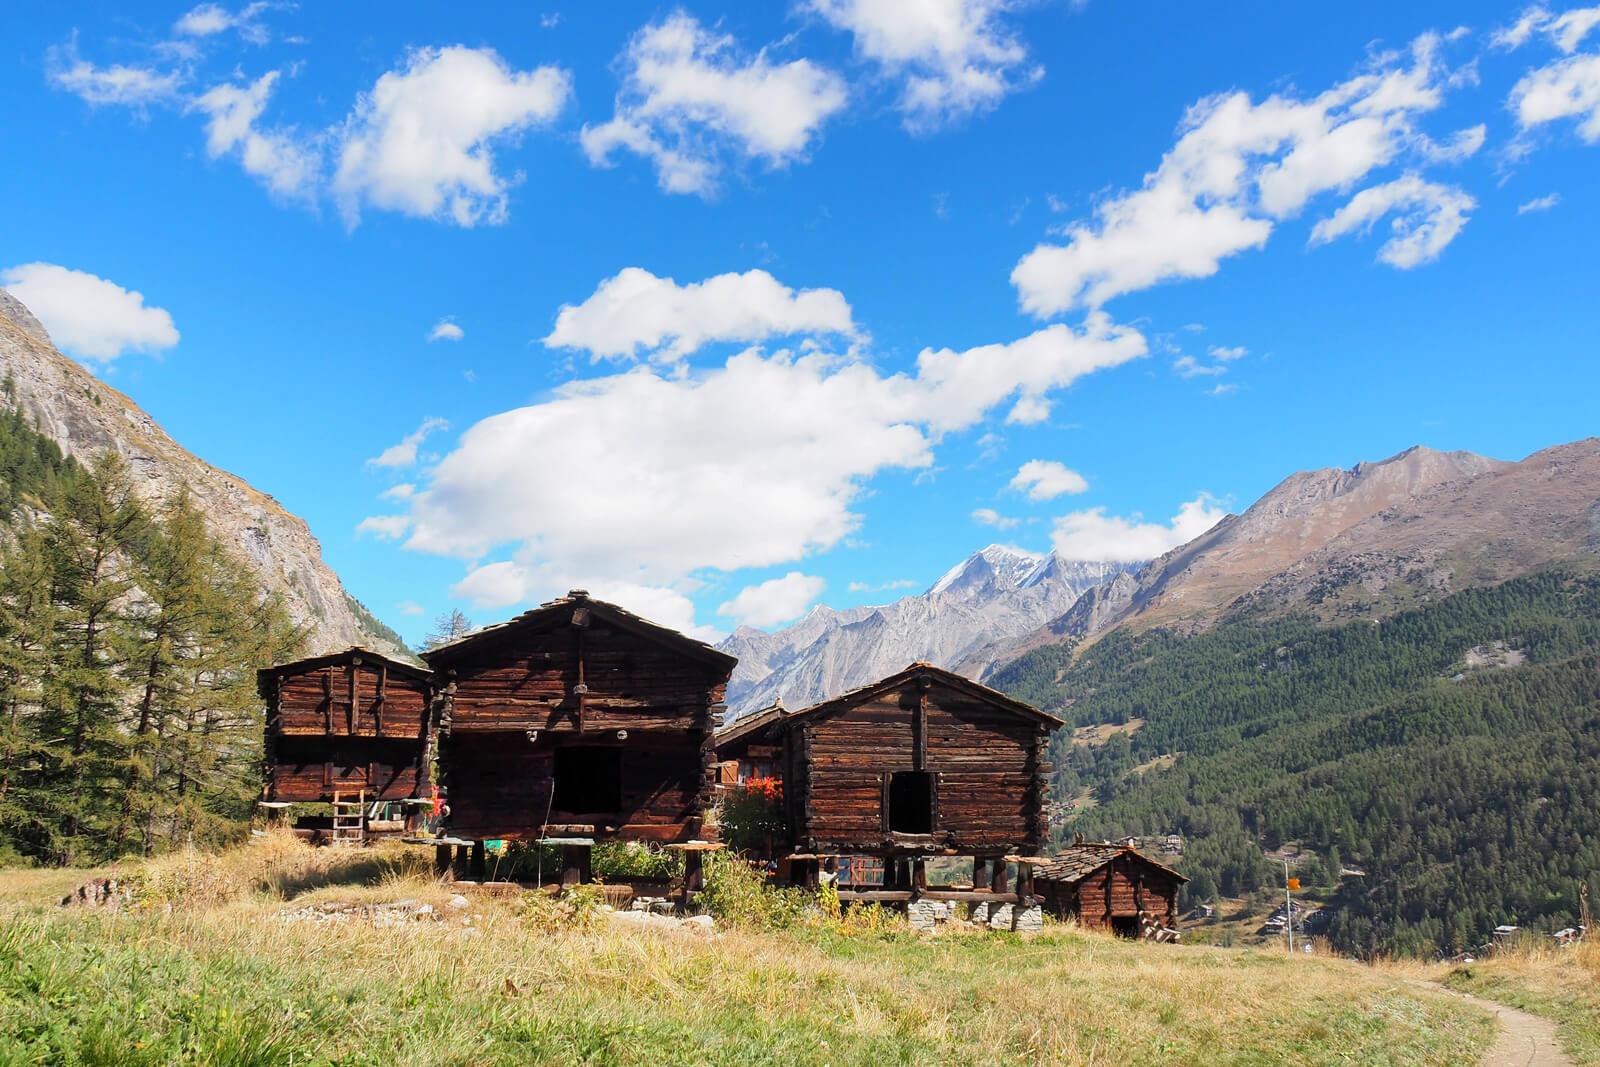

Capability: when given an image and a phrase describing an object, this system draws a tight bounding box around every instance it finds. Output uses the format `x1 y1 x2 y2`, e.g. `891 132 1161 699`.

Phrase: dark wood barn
423 590 736 879
257 648 436 840
715 662 1061 898
1034 841 1187 937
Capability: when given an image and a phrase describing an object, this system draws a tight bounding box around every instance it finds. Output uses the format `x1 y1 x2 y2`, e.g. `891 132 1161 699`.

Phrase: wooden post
1017 861 1034 908
973 856 987 889
470 840 486 880
562 844 591 886
803 859 820 891
434 843 454 880
911 858 927 896
991 858 1008 895
685 849 705 895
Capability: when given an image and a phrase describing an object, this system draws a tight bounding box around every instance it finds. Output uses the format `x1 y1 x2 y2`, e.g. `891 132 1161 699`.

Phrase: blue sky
4 1 1598 646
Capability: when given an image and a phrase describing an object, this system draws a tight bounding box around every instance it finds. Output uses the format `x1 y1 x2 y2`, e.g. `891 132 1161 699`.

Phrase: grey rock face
720 544 1133 717
0 287 405 657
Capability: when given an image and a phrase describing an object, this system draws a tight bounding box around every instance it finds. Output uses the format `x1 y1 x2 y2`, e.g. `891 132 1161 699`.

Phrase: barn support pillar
1016 862 1034 908
561 844 592 887
973 857 987 889
434 844 455 881
991 859 1008 895
682 849 705 907
911 859 927 896
470 841 487 880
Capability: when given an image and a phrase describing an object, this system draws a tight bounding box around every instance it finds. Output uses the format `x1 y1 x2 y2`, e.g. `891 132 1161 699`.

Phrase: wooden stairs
330 789 366 847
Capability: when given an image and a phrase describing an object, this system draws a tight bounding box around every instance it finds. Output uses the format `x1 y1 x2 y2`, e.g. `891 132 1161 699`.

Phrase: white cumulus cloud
174 3 271 44
1494 5 1600 53
1309 174 1475 268
428 318 465 342
1518 192 1562 213
368 417 450 469
1 262 178 362
971 507 1020 529
334 46 572 227
1510 52 1600 143
718 571 827 628
805 0 1041 130
1012 32 1468 315
371 283 1145 621
582 12 847 196
191 71 321 200
544 267 857 363
1008 459 1088 501
396 599 425 616
48 48 184 109
1051 495 1227 563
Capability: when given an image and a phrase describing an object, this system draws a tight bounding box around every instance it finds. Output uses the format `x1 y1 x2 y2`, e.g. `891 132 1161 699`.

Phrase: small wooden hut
257 648 436 841
422 590 736 883
715 662 1061 897
1033 840 1187 937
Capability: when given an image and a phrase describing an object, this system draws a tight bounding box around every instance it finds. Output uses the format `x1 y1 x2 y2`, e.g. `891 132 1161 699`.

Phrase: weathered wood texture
717 666 1059 859
1038 851 1183 931
440 732 703 842
426 594 735 845
268 737 422 802
260 651 434 803
273 663 430 739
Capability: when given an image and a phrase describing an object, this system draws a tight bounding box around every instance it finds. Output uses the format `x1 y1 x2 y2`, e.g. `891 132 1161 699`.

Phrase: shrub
717 777 785 853
519 884 608 933
697 851 807 929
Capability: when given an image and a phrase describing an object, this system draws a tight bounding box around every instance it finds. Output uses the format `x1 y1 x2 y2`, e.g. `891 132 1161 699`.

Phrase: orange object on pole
1287 878 1300 891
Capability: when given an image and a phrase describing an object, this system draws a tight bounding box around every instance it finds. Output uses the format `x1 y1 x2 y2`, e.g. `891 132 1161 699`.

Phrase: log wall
1043 855 1182 931
263 654 434 803
442 732 702 842
798 679 1046 856
431 605 731 844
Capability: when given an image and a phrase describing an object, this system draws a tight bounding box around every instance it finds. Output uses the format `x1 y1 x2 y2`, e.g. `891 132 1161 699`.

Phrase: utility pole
1285 859 1294 955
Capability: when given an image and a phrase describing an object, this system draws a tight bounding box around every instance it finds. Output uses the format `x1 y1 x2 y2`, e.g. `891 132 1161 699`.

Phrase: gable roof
256 646 432 700
421 590 737 674
716 661 1062 749
1034 842 1188 885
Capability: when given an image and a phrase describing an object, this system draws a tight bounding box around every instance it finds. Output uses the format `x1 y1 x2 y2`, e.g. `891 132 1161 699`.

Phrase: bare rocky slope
719 546 1131 716
0 286 405 658
1000 439 1600 665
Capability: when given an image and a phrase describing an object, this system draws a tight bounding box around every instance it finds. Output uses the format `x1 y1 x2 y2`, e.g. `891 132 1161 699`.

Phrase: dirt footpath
1419 983 1573 1067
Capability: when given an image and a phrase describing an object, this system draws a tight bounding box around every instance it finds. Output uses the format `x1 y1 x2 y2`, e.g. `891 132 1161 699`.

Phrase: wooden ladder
330 788 365 847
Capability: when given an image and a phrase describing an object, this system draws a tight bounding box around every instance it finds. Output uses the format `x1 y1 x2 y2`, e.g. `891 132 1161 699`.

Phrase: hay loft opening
887 771 934 834
553 746 622 815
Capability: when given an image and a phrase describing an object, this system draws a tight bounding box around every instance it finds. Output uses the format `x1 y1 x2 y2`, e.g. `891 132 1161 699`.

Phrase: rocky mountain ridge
719 545 1131 716
1003 439 1600 662
0 286 405 658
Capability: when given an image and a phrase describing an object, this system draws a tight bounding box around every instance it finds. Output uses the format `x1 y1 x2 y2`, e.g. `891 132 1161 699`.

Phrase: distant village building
1033 840 1186 938
715 662 1060 894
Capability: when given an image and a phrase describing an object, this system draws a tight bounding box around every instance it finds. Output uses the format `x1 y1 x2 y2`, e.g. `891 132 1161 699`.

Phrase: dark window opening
552 746 622 814
887 771 934 834
1111 916 1141 939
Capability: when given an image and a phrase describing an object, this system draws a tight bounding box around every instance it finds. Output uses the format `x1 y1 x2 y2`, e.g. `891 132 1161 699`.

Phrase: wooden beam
348 661 359 736
470 840 487 879
323 670 334 735
991 859 1009 895
375 664 387 736
561 844 591 886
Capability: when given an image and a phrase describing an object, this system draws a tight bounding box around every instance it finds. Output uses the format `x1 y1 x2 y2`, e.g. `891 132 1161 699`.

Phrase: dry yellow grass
1427 938 1599 1063
0 836 1501 1066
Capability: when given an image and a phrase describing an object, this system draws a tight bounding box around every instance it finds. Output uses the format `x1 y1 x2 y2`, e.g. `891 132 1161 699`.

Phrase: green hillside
991 569 1600 957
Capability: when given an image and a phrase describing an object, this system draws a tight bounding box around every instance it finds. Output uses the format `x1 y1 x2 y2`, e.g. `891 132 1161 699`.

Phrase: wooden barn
1033 840 1187 937
422 590 736 881
257 648 436 841
715 662 1061 898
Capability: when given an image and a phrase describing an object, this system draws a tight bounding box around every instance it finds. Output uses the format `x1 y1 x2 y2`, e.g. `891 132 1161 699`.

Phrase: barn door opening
887 771 934 834
552 746 622 814
1111 916 1141 939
